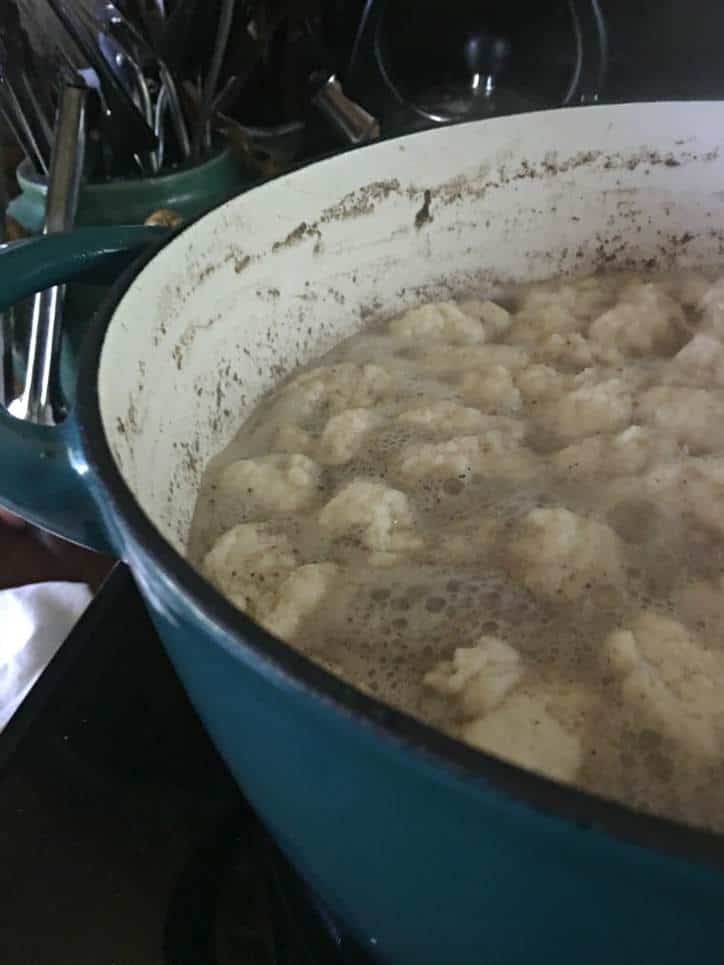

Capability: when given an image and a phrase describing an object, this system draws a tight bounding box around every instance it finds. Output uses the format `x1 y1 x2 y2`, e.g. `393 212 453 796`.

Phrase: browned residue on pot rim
111 137 723 536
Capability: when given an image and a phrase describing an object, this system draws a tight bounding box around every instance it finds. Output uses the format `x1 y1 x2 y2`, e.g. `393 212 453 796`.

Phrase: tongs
10 78 87 426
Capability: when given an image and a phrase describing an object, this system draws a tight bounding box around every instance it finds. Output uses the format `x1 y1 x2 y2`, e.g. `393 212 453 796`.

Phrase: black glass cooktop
0 565 372 965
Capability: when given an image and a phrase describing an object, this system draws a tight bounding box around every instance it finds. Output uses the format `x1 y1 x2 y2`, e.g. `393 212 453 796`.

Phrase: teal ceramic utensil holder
10 147 247 233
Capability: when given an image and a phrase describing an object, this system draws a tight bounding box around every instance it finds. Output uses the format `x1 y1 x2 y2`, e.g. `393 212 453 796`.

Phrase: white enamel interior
99 101 724 554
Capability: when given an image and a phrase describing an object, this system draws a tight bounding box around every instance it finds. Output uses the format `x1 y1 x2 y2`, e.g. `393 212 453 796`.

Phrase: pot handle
0 225 168 552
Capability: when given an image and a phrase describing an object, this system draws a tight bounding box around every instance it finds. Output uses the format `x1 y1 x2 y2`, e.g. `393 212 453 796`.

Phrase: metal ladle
9 79 87 426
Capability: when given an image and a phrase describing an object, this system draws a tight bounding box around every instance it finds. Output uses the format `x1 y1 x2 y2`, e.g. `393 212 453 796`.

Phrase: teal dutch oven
2 103 724 964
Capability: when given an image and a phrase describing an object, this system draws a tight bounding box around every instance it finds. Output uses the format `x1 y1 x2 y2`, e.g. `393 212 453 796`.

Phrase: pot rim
76 106 724 875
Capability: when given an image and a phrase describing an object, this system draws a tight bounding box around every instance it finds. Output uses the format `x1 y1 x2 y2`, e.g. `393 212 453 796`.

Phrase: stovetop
0 565 372 965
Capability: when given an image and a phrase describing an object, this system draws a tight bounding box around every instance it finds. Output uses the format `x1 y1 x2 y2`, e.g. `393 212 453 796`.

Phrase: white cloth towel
0 581 92 731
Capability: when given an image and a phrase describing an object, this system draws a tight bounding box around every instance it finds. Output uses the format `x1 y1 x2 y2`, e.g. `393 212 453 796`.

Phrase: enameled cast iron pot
2 102 724 964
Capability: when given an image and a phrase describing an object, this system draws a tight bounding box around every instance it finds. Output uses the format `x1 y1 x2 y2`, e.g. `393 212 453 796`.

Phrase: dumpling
397 401 496 436
589 282 685 358
638 386 724 454
262 563 339 640
217 453 322 517
274 363 392 422
423 637 523 717
508 507 625 600
202 522 298 613
605 612 724 758
389 301 485 344
318 408 380 465
552 426 656 479
461 688 584 783
545 375 632 441
318 479 420 554
459 365 522 413
396 430 535 484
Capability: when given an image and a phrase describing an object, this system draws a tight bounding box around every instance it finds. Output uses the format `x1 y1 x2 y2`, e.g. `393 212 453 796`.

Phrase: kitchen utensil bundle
0 0 379 424
1 0 380 182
